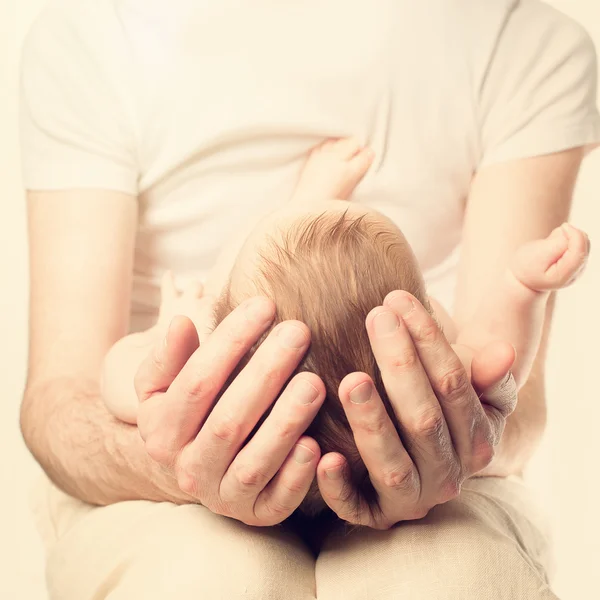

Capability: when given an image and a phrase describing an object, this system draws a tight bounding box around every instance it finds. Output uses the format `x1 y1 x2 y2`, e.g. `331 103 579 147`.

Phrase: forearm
476 294 555 477
20 376 191 506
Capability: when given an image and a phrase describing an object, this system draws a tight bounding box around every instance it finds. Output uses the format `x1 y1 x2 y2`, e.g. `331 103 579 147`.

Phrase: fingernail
295 379 320 404
373 310 399 337
244 298 275 323
325 468 342 480
294 444 315 464
349 381 373 404
390 293 415 317
278 324 308 349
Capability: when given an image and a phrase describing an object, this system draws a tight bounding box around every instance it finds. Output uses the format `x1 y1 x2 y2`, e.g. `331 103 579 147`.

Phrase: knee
47 503 315 600
114 506 315 599
317 497 558 600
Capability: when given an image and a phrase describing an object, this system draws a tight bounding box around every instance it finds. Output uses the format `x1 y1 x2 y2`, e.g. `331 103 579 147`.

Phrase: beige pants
32 475 559 599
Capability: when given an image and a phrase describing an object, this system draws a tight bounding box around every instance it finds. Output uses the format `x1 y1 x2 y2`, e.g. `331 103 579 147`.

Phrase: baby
102 138 589 516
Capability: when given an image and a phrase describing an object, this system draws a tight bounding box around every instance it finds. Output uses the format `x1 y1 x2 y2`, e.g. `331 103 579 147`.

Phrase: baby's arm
455 224 589 388
101 273 215 424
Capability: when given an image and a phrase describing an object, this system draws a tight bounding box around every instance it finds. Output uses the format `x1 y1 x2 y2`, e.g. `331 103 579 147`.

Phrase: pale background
0 1 598 598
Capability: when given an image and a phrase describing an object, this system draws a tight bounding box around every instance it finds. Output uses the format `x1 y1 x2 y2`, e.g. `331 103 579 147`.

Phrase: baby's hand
157 272 217 343
511 223 589 292
456 223 589 392
291 137 375 203
101 272 216 424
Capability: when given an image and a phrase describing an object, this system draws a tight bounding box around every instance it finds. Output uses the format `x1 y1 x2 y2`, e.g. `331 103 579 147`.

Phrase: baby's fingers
181 279 205 299
158 271 179 323
512 224 589 291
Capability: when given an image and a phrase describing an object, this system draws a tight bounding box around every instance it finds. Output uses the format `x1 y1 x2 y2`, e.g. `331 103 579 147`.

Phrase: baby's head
209 199 431 518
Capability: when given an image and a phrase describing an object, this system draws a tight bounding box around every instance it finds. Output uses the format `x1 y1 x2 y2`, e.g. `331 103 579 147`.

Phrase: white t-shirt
20 0 600 332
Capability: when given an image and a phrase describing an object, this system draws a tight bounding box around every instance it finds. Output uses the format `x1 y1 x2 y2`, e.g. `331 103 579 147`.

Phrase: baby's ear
427 296 458 343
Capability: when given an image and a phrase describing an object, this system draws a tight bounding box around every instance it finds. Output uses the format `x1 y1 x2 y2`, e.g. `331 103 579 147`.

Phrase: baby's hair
212 208 431 521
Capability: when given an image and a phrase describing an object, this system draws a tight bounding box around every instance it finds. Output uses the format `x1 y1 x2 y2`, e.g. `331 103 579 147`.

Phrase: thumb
471 341 515 392
471 342 518 439
134 315 199 402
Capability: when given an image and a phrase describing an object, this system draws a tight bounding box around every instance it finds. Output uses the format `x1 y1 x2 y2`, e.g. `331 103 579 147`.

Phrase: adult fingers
365 305 455 489
182 320 312 489
384 292 494 477
219 373 325 506
316 452 375 527
154 297 276 459
335 372 419 518
253 436 321 526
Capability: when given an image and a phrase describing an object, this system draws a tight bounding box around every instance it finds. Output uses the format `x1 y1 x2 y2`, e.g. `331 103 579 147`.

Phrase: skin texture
21 148 584 528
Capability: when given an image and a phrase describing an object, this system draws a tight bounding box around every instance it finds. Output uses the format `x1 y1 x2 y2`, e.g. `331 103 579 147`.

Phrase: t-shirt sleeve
476 1 600 168
19 2 139 193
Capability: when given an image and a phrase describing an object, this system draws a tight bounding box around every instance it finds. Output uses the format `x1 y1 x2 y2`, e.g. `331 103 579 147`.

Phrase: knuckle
410 408 446 440
255 362 286 388
261 499 294 522
355 411 389 436
181 372 218 404
439 476 462 503
380 465 416 493
438 366 471 404
235 464 270 490
211 414 244 444
389 347 418 371
224 326 250 352
177 471 199 497
415 321 439 343
281 476 308 496
273 418 299 442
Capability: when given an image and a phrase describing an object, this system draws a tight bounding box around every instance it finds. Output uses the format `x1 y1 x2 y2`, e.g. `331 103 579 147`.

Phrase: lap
33 476 316 600
316 476 559 600
32 476 558 599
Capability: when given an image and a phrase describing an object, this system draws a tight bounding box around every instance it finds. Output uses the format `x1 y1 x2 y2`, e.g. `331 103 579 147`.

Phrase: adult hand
316 291 517 530
134 296 326 526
